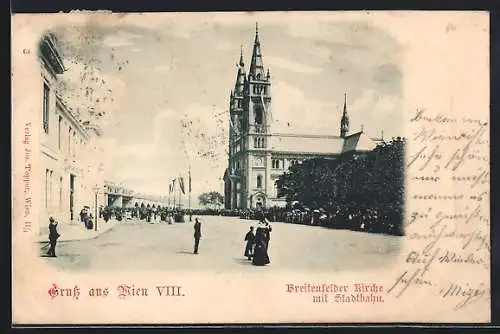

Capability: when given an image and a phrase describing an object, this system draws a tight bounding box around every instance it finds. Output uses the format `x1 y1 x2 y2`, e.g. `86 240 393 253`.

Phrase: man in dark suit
193 218 202 254
47 217 60 257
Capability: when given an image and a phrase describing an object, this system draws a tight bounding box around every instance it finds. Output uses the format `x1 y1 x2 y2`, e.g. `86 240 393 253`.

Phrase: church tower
340 93 350 138
245 22 272 146
225 23 272 210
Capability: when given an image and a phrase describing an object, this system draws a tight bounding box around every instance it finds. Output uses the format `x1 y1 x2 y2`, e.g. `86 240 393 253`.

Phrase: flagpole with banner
168 183 171 208
172 178 177 209
178 176 184 210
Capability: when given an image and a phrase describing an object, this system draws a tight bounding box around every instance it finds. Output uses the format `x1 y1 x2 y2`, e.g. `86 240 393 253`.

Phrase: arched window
257 175 262 188
255 106 263 125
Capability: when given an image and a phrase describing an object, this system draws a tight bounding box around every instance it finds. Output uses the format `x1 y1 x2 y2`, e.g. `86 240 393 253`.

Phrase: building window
49 170 53 208
254 137 265 148
45 169 49 208
43 83 50 133
272 159 281 169
255 106 263 125
59 176 63 210
257 175 262 189
73 132 77 159
58 116 62 149
68 127 72 156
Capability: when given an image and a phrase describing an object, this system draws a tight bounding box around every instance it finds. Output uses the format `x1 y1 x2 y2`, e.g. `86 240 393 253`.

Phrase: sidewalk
37 219 121 243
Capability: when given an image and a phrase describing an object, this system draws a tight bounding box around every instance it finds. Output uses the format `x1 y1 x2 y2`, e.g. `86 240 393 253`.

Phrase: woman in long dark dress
252 227 270 266
244 226 255 260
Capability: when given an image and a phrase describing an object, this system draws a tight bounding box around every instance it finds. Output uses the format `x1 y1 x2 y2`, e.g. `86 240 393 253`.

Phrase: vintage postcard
11 11 490 324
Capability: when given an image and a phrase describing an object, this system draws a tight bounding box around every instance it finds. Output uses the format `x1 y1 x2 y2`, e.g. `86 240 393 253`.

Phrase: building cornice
55 96 90 141
247 132 345 139
38 34 65 76
246 149 340 157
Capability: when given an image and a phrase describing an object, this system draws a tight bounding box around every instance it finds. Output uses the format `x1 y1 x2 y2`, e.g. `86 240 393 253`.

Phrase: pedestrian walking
252 226 270 266
193 218 202 254
244 226 255 260
260 218 272 250
47 217 60 257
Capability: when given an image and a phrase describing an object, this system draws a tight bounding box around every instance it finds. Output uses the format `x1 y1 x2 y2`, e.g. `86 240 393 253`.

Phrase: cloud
102 103 228 197
270 82 401 139
102 31 142 47
347 88 402 138
153 65 171 72
271 81 341 135
216 41 234 51
266 56 323 74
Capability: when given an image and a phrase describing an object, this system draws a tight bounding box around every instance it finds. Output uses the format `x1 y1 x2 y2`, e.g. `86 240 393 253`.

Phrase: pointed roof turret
239 44 244 66
249 22 266 80
340 92 350 138
233 45 246 96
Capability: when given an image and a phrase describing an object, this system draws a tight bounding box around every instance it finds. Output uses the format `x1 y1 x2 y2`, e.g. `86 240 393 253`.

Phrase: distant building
223 24 382 210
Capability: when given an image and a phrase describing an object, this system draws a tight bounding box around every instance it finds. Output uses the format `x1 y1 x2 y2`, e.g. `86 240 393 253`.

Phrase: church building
223 24 382 210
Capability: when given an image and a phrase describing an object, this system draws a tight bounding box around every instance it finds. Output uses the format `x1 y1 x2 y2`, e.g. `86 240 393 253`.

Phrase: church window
257 175 262 189
254 137 265 148
272 159 281 169
255 106 263 125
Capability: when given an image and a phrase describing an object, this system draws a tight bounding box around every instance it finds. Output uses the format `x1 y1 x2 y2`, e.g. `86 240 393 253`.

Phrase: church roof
265 132 378 156
341 131 377 153
269 134 344 155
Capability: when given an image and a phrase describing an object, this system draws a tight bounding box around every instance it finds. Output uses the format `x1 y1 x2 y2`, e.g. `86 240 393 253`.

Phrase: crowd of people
165 204 403 236
98 205 192 224
87 202 403 237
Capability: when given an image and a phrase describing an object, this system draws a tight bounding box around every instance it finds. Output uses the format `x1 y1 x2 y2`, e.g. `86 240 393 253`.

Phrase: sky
50 12 404 200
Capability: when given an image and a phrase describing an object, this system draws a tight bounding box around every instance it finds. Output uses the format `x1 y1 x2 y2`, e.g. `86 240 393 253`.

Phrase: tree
46 27 130 126
198 191 224 209
276 138 406 212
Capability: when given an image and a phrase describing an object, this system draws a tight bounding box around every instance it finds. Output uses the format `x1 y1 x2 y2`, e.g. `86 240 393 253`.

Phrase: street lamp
92 184 100 231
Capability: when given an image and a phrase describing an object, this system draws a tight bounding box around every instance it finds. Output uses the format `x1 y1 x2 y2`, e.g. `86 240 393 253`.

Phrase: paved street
39 216 402 272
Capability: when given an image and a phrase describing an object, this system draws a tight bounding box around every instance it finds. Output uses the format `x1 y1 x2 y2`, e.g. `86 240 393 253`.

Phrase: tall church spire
249 22 266 80
234 45 246 96
340 93 350 138
239 44 244 66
